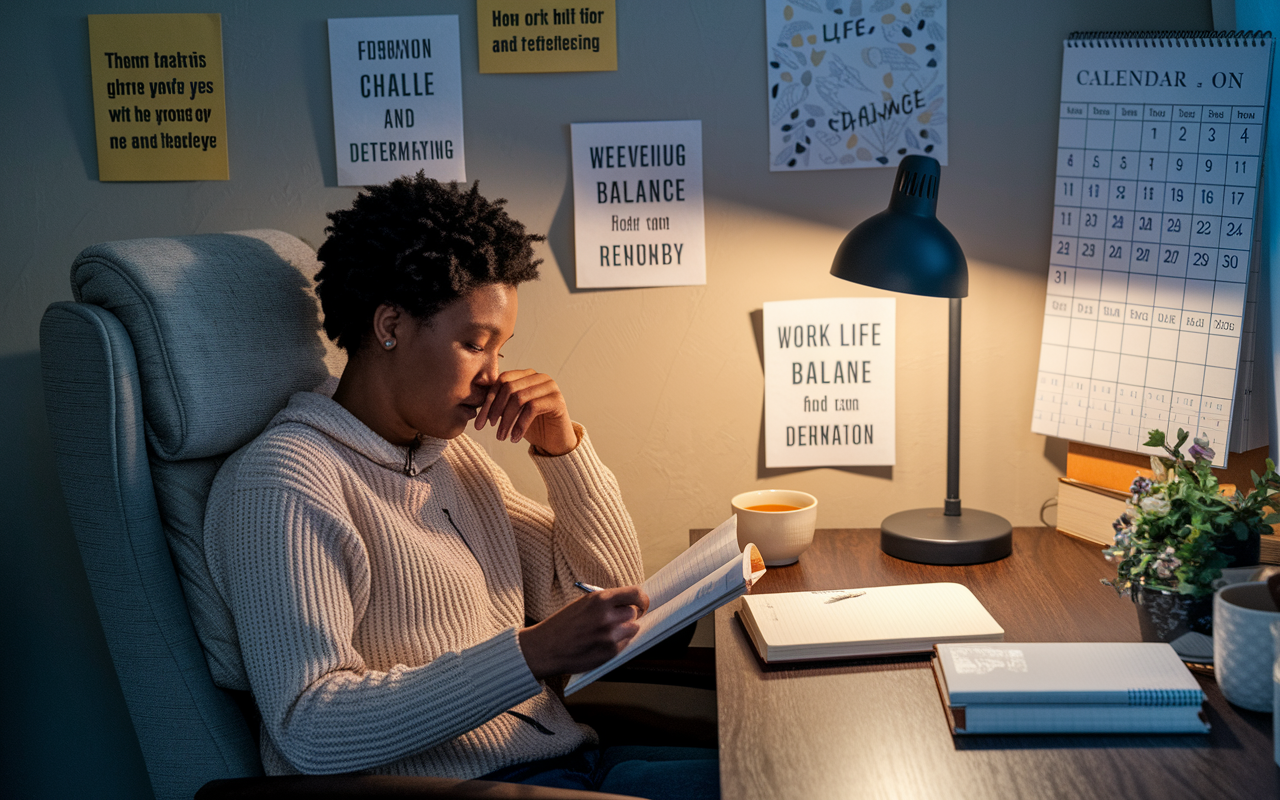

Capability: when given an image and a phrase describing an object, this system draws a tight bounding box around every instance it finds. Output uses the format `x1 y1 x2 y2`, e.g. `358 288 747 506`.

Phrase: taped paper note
329 16 465 185
88 14 229 181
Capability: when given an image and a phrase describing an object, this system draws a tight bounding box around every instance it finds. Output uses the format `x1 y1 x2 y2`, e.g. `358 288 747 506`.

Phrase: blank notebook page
744 582 1002 647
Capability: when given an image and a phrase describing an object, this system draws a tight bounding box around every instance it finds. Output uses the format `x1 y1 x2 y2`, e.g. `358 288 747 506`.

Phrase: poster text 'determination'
764 297 896 468
329 15 465 186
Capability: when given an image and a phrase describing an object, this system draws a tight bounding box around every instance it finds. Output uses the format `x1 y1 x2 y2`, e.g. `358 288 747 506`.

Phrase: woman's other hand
517 586 650 680
475 368 577 456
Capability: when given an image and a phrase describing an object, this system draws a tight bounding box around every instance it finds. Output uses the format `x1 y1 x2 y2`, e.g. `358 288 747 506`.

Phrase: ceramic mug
1214 581 1280 712
730 490 817 566
1273 621 1280 766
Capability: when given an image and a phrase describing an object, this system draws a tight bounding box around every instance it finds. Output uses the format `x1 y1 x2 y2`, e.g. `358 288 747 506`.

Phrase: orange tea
746 504 801 512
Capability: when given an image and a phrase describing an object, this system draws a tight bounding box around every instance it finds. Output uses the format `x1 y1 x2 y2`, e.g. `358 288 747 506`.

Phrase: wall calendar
1032 31 1275 467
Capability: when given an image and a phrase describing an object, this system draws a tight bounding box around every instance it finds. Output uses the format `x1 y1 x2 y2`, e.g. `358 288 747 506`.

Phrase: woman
203 174 718 798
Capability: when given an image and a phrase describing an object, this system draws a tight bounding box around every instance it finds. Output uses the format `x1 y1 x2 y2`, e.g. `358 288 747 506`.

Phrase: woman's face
389 283 518 440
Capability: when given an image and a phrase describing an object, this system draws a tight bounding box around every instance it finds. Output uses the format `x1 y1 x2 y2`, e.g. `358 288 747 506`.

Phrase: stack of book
1055 442 1278 563
932 642 1209 734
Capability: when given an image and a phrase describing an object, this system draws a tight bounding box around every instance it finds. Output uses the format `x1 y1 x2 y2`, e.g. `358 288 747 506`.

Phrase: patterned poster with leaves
766 0 947 171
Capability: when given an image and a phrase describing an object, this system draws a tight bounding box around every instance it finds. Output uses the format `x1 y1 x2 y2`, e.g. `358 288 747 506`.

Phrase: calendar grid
1032 96 1266 467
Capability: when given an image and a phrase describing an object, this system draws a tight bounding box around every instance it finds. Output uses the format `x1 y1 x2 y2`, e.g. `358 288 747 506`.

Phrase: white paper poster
328 16 465 186
571 120 706 288
765 0 947 171
764 298 895 467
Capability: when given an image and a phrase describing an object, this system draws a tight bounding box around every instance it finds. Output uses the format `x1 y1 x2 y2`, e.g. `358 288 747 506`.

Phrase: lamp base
880 508 1012 565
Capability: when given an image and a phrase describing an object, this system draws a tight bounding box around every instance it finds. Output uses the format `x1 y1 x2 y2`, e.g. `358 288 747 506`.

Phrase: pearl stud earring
384 339 395 349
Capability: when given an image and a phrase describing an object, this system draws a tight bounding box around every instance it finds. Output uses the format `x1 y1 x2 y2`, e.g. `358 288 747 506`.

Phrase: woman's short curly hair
315 172 543 352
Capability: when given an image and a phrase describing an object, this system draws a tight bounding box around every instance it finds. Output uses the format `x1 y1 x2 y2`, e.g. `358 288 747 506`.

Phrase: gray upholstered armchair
38 230 653 800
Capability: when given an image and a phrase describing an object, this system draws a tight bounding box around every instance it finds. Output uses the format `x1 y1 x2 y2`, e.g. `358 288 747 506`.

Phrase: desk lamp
830 155 1012 565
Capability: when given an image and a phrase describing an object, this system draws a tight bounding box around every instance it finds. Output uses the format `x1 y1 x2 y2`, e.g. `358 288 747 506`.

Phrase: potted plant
1103 429 1280 645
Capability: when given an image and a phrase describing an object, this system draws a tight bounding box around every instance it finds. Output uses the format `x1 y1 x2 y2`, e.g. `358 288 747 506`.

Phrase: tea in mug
746 504 801 512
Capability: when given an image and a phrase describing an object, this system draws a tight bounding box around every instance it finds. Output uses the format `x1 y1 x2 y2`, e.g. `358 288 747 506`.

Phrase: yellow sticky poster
88 14 229 181
476 0 616 73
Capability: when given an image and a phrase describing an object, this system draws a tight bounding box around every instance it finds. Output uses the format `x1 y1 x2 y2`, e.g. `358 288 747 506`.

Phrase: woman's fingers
516 585 652 679
609 585 650 617
500 384 560 443
474 369 574 454
474 369 535 431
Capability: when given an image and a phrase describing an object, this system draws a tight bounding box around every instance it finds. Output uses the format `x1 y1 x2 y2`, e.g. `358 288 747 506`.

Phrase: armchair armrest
197 774 646 799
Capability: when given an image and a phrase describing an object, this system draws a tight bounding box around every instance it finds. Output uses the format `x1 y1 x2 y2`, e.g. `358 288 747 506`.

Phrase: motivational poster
765 0 947 171
476 0 617 73
328 16 465 186
88 14 229 181
763 298 895 467
571 120 706 289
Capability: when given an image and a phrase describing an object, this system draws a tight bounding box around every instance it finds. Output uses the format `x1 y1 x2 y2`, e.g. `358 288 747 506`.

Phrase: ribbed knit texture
202 382 644 778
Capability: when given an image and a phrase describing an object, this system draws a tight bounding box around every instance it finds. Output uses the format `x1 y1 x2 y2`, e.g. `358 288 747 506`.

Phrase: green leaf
1144 430 1166 447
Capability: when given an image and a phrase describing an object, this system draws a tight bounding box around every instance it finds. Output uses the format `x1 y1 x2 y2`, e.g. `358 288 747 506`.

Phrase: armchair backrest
40 230 344 800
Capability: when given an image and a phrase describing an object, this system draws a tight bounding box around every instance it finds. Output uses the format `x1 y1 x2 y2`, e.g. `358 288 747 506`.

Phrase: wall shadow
1043 435 1069 474
44 13 96 181
302 16 338 187
546 158 580 292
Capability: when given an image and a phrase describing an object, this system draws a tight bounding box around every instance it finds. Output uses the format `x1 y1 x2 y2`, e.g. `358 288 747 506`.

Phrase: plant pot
1216 528 1261 570
1133 584 1214 643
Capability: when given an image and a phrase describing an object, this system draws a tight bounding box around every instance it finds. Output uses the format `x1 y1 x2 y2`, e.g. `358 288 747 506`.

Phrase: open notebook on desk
739 582 1004 663
564 515 765 695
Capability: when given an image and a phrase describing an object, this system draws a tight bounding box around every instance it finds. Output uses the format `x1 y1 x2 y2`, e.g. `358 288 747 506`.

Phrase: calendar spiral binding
1067 30 1272 48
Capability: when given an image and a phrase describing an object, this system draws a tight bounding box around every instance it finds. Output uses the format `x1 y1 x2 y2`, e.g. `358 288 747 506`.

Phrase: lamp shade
830 155 968 299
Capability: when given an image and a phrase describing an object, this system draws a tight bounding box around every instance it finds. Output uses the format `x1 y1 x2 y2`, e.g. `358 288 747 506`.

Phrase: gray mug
1214 582 1280 712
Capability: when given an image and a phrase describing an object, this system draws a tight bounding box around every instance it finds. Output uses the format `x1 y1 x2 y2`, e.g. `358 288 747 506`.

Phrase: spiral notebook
932 642 1209 734
1031 31 1275 468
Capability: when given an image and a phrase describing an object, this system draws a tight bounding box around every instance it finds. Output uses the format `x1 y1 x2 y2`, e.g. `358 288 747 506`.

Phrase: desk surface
714 528 1276 800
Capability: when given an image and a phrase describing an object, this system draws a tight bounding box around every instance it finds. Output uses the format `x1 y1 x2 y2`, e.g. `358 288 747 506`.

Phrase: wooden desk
715 528 1276 800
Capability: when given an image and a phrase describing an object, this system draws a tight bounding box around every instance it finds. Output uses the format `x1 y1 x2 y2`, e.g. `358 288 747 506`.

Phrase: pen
574 581 605 593
824 590 866 604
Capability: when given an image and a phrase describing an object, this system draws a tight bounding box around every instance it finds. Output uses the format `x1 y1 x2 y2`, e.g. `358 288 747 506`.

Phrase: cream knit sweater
203 384 644 778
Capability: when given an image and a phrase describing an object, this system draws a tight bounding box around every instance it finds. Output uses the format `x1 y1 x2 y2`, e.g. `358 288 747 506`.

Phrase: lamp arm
945 297 961 516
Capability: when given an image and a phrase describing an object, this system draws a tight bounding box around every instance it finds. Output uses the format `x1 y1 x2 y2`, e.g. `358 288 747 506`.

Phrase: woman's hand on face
517 586 650 680
474 369 577 456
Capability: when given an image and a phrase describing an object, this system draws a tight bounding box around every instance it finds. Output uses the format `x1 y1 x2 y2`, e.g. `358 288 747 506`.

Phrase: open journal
563 515 766 695
932 642 1209 734
739 582 1004 663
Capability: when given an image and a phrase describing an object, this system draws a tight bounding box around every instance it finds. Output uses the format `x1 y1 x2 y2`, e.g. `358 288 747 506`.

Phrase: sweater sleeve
484 424 645 622
207 483 542 775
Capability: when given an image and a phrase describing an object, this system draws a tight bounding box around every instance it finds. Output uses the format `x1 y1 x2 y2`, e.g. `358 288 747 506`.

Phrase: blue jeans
479 744 720 799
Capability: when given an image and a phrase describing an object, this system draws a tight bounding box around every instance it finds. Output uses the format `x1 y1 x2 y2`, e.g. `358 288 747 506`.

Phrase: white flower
1154 545 1182 579
1140 495 1171 516
1150 457 1168 482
